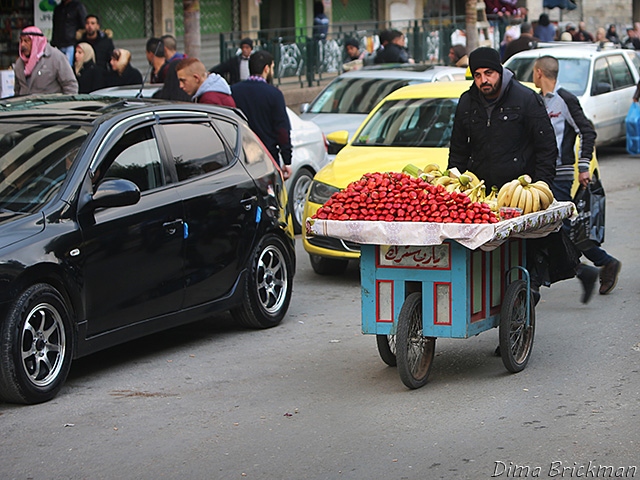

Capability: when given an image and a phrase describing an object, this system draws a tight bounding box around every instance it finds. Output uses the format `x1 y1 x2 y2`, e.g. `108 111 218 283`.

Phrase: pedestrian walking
14 26 79 95
231 50 292 179
532 55 621 298
51 0 87 66
209 37 253 85
176 58 235 106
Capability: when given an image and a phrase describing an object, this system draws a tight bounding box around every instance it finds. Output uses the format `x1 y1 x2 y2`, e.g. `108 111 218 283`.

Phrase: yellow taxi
303 80 599 275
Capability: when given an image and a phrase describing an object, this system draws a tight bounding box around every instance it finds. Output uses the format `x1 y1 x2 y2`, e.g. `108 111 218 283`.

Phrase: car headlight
308 180 340 204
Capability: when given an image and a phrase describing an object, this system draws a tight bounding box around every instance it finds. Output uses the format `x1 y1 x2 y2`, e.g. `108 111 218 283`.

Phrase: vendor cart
307 201 576 389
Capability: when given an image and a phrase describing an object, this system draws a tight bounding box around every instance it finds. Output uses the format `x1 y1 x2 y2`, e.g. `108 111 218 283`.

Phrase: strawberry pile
312 172 499 224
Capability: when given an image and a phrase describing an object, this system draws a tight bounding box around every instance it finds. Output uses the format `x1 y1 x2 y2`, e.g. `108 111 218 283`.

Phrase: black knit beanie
469 47 503 75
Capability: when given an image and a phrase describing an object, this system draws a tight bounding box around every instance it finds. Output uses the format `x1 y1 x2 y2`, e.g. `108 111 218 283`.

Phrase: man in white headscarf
14 26 78 96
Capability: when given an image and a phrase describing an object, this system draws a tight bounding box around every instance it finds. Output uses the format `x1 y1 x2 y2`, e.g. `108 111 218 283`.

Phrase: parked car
303 81 600 275
299 64 467 156
503 44 640 146
92 84 329 234
0 95 296 404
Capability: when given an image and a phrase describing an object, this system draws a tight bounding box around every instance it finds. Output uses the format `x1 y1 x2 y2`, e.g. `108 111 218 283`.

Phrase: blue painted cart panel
360 239 525 339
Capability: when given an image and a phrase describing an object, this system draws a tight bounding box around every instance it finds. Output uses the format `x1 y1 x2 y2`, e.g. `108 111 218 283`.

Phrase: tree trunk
465 0 479 52
183 0 201 59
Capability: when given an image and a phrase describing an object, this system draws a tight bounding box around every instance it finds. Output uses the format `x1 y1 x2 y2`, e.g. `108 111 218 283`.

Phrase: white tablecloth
306 201 576 251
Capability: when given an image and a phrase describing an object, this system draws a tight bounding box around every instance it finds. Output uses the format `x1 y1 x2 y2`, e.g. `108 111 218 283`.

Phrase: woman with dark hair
104 48 143 87
74 42 104 93
534 13 556 42
606 24 621 44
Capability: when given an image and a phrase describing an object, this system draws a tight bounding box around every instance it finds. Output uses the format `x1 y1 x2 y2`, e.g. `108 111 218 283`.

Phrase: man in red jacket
176 58 236 107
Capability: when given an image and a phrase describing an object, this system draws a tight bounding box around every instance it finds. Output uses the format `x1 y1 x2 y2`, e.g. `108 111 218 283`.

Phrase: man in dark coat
78 14 114 73
448 47 561 305
209 38 253 85
231 50 292 179
51 0 87 65
449 47 556 190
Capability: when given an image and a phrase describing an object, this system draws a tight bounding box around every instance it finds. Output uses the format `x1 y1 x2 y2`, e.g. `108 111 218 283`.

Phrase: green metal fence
219 16 482 87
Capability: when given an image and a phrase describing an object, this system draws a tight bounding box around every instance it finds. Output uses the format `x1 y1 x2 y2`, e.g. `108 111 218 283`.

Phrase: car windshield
353 97 458 148
308 77 424 114
0 124 89 214
507 57 590 96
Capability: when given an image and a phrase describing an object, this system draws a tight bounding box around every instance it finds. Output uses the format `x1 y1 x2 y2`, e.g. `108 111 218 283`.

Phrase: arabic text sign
378 244 450 269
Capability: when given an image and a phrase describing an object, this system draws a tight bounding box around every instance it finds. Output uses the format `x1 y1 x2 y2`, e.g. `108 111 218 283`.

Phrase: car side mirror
300 103 310 114
91 178 141 209
326 130 349 146
592 82 612 95
326 130 350 155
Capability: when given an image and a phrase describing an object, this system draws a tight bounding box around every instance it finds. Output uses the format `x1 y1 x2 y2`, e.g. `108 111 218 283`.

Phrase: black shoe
599 258 621 295
576 264 598 304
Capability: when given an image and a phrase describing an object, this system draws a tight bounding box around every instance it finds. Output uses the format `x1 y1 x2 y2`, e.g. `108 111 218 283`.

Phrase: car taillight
322 133 329 152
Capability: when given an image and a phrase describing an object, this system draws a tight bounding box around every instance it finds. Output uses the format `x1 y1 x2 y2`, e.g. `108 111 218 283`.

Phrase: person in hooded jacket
74 42 104 93
175 58 235 107
104 48 143 87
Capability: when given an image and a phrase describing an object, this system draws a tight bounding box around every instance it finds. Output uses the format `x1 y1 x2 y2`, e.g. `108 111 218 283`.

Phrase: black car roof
0 94 241 126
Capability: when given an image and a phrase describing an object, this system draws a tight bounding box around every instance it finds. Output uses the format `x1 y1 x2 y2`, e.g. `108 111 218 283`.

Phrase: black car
0 95 296 404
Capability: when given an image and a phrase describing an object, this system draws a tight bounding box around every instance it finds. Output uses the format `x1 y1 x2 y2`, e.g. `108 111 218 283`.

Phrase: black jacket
210 55 246 85
76 60 104 93
104 64 143 88
448 69 557 189
79 31 115 72
51 0 87 48
373 43 410 64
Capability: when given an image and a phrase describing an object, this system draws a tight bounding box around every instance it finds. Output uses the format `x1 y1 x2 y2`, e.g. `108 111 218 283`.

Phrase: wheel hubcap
21 303 66 387
257 245 288 314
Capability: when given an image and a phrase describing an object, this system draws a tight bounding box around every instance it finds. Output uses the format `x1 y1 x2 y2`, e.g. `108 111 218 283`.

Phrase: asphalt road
1 146 638 480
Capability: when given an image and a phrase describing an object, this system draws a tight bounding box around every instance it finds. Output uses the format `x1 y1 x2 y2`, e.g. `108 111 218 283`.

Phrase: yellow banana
522 187 533 214
435 175 452 186
517 187 529 212
531 181 554 209
422 163 442 174
510 184 523 209
529 186 541 213
463 170 481 187
499 180 519 207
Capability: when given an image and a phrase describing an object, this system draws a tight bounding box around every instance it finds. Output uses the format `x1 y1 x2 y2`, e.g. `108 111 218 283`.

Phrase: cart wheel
376 334 397 367
499 279 536 373
396 293 436 389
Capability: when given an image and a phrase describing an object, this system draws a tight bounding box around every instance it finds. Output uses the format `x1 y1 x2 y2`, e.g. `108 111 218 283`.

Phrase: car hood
314 146 450 189
0 211 45 250
300 113 367 138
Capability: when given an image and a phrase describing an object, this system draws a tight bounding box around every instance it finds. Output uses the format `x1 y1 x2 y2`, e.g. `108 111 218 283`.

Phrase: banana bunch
484 185 500 212
497 175 555 214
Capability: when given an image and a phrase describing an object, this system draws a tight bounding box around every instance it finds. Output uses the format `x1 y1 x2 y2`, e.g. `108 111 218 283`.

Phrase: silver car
504 44 640 147
300 64 467 156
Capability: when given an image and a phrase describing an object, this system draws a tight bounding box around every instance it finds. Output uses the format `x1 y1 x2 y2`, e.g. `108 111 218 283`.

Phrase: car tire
232 234 293 329
0 284 74 404
288 167 314 234
309 254 349 275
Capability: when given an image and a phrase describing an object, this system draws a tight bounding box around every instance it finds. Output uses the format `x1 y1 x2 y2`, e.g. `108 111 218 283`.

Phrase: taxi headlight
308 180 340 205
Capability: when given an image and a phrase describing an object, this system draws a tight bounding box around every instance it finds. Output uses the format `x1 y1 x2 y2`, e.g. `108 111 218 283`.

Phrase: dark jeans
551 179 613 267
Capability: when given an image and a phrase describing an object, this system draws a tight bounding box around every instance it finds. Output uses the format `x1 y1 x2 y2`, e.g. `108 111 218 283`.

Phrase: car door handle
163 219 183 236
240 196 257 211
